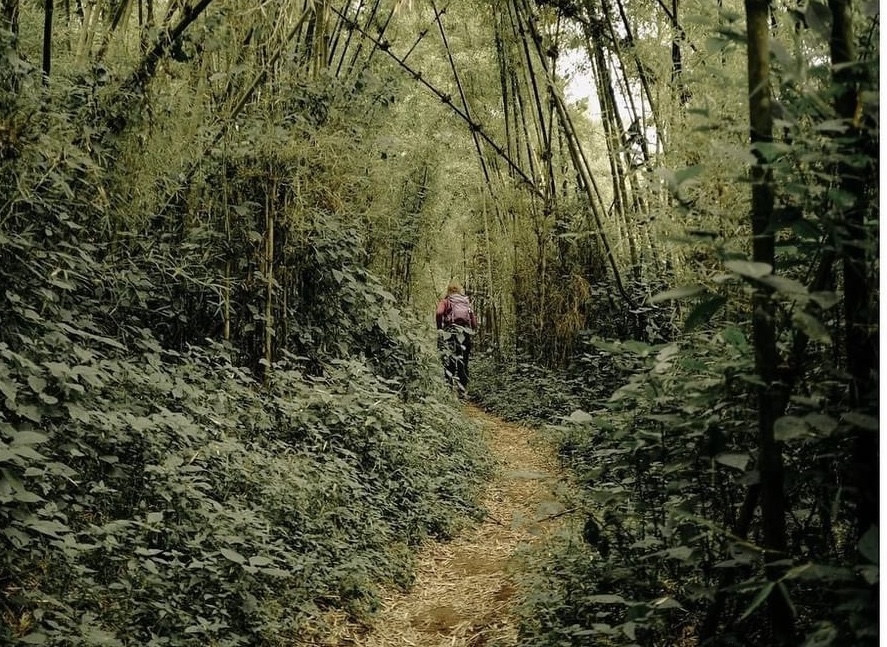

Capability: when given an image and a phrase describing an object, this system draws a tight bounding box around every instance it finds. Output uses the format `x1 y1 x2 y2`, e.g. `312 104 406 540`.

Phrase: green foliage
0 19 492 644
0 218 490 645
469 339 631 425
509 330 877 646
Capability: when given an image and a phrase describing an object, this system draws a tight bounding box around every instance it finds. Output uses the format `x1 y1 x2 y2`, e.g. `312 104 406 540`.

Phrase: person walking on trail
435 281 477 397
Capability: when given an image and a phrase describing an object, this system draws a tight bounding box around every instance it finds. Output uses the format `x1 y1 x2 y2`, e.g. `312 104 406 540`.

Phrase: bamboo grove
0 0 880 645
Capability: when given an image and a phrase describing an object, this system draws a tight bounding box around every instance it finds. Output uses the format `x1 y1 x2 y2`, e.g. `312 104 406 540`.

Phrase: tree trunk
263 178 275 385
827 0 878 542
121 0 214 98
744 0 793 642
615 0 665 151
2 0 19 37
42 0 53 81
519 3 634 309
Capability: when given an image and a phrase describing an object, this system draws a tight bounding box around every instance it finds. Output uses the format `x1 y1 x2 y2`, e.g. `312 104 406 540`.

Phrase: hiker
435 281 477 397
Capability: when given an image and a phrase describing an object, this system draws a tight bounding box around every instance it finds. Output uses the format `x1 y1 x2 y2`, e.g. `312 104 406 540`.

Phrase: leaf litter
294 404 574 647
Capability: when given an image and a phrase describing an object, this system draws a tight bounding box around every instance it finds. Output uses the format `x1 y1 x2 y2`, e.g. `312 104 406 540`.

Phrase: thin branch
519 2 637 308
120 0 215 98
156 9 314 214
431 0 498 189
329 3 543 198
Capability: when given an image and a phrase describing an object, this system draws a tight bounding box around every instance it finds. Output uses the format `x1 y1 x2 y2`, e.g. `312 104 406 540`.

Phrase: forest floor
301 403 574 647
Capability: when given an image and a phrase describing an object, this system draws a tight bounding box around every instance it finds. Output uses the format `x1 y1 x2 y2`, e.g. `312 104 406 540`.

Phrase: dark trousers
440 327 472 394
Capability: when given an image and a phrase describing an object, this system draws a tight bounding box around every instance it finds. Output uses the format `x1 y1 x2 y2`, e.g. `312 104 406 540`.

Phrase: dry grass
293 404 571 647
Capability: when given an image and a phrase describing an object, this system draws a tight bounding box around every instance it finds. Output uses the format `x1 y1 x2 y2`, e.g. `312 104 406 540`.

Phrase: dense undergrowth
0 40 491 645
470 338 635 425
0 229 491 646
471 332 878 647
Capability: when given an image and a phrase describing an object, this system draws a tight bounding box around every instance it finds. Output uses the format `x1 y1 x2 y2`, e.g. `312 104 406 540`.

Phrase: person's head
446 281 463 296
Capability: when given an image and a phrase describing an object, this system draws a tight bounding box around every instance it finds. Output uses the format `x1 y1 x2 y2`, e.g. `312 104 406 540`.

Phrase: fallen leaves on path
352 404 569 647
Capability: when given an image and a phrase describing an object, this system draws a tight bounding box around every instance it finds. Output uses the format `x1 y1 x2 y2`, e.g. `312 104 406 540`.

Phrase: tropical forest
0 0 879 645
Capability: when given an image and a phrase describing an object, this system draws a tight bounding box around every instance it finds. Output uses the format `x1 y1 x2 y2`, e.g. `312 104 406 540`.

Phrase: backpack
445 294 473 327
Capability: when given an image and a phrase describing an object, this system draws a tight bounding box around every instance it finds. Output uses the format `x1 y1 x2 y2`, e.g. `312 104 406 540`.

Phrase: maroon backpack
445 294 473 326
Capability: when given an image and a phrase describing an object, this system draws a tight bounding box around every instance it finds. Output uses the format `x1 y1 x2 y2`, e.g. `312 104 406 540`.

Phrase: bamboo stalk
827 0 878 542
41 0 53 81
326 0 348 67
334 0 365 76
95 0 133 62
519 3 635 308
327 3 543 197
345 0 381 76
744 1 793 641
587 23 638 272
614 0 665 152
120 0 215 97
431 0 498 190
263 173 275 385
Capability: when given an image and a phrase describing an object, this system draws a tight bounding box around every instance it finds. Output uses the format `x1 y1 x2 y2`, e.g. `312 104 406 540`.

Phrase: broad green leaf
3 527 30 548
739 581 774 620
655 344 680 363
651 596 682 609
259 567 291 577
27 519 69 538
792 311 832 344
684 295 727 331
11 445 46 461
758 274 807 296
858 526 878 564
802 623 839 647
859 565 878 585
661 545 694 561
649 284 706 304
146 512 164 524
568 409 594 423
715 453 750 471
753 141 792 161
783 563 855 582
13 489 44 503
220 548 246 564
11 431 49 445
721 326 748 350
774 416 809 442
724 260 773 279
842 411 878 431
249 555 274 567
804 413 838 435
15 404 42 423
27 375 47 394
791 218 821 240
0 378 16 403
815 119 849 134
587 594 627 605
622 621 637 640
809 291 841 310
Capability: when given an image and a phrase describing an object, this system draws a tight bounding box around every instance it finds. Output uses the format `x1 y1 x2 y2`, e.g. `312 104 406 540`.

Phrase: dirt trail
356 404 569 647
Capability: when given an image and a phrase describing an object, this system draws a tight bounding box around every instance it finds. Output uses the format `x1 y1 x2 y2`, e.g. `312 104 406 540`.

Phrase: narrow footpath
357 404 571 647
